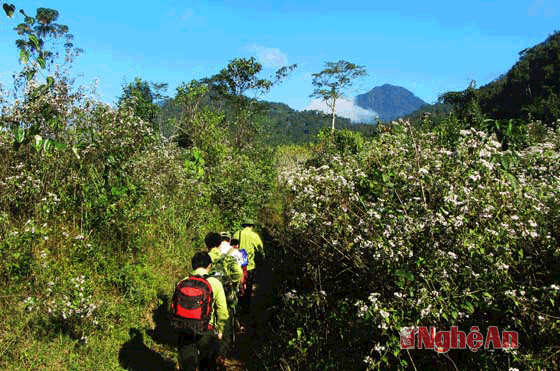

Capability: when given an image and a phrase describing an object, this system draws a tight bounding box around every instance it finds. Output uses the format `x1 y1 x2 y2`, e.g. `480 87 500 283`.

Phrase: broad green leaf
19 49 29 64
29 35 40 49
405 271 414 281
37 57 46 69
43 139 53 152
3 4 15 18
33 135 43 152
46 76 55 87
14 128 25 143
461 301 475 314
25 69 36 81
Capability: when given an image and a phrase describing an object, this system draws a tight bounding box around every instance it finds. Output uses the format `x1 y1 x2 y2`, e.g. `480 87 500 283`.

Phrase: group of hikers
171 219 264 371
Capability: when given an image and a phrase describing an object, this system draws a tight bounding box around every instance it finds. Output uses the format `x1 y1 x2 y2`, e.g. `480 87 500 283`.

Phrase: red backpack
171 275 213 335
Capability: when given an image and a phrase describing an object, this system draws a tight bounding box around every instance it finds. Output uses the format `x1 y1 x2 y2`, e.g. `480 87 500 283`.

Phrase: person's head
241 218 255 228
231 238 240 248
220 231 231 242
205 232 222 250
192 251 212 270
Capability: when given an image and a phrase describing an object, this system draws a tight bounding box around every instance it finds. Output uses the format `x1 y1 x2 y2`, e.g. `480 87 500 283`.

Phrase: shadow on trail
225 227 284 371
145 294 179 348
118 328 176 371
119 228 285 371
119 296 179 370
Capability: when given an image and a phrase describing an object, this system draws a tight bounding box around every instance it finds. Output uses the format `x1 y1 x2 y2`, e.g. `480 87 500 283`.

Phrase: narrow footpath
223 258 278 371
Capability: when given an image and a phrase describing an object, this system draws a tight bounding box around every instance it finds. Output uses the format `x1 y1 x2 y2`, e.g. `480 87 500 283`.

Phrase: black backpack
171 275 213 335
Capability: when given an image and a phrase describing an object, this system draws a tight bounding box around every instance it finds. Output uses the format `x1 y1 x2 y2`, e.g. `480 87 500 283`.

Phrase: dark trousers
178 331 219 371
219 306 235 356
240 269 255 311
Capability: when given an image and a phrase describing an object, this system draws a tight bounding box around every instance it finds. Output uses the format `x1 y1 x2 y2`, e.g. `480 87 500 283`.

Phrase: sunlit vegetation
1 5 559 371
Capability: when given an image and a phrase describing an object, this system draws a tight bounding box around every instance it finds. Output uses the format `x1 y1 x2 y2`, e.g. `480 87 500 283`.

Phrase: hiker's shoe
234 319 245 333
215 356 226 371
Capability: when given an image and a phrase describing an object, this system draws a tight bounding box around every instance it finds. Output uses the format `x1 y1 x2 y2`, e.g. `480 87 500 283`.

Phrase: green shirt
233 227 264 271
188 267 229 334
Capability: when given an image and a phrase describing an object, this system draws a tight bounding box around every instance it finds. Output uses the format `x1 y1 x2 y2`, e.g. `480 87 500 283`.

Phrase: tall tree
13 7 83 82
2 6 83 141
439 80 483 127
310 60 367 132
205 57 296 148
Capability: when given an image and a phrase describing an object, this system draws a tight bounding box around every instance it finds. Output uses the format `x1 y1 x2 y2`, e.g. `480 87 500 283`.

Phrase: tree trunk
331 99 336 133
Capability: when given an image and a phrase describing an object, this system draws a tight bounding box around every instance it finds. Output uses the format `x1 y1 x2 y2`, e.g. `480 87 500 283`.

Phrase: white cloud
166 8 207 29
247 45 288 68
180 9 195 21
528 0 559 17
305 98 378 123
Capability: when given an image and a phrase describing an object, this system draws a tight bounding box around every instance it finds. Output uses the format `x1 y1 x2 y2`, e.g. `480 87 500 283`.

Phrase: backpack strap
239 228 243 250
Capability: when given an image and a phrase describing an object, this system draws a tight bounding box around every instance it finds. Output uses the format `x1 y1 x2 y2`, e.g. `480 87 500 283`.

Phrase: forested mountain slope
446 31 560 126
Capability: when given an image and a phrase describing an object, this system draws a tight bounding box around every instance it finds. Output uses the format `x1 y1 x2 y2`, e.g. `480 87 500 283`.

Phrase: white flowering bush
24 274 103 342
273 123 560 370
0 59 281 368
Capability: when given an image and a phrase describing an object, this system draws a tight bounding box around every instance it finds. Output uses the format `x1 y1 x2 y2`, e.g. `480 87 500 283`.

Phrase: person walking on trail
206 232 243 362
219 231 233 255
233 218 264 313
229 238 248 295
175 251 228 371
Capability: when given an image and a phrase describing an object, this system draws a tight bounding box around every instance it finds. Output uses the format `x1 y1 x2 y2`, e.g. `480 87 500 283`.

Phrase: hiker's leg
198 332 219 371
219 306 235 355
243 269 255 311
177 333 199 371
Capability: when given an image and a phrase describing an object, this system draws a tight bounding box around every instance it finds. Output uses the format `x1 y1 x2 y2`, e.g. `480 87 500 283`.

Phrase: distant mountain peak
356 85 426 122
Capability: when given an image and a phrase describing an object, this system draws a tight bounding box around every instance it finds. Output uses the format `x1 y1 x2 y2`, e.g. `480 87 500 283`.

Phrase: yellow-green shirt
188 267 229 333
233 227 264 271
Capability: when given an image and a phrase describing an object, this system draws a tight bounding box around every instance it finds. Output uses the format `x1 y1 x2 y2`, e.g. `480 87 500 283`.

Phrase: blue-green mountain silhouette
356 84 426 122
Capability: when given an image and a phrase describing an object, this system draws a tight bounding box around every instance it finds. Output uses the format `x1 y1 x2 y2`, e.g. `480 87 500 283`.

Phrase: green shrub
273 121 560 371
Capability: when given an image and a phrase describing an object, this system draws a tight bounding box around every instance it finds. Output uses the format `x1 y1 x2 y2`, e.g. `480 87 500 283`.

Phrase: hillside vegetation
440 30 560 132
1 6 559 371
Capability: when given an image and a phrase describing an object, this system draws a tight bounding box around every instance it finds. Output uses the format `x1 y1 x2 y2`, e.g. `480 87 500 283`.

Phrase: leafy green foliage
442 31 560 129
3 3 15 18
202 57 297 148
311 60 367 131
266 119 560 371
117 77 168 132
3 7 560 370
12 7 82 84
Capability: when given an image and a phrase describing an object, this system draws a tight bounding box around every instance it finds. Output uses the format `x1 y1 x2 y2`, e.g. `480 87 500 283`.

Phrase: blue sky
1 0 559 118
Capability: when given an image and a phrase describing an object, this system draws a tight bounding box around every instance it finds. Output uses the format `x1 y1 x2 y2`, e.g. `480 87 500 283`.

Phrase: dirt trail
223 262 279 371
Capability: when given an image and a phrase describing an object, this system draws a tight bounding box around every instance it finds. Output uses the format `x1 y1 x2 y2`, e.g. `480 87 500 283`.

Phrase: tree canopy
310 60 367 132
